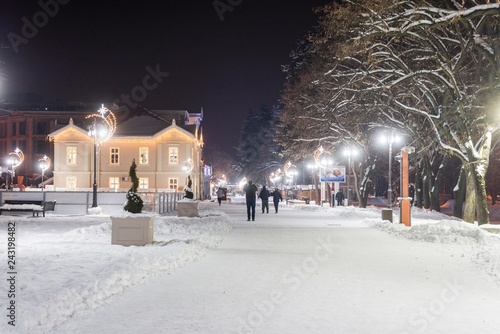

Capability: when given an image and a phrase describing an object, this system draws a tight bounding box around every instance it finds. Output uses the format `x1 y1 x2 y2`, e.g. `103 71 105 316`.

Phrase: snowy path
56 203 500 334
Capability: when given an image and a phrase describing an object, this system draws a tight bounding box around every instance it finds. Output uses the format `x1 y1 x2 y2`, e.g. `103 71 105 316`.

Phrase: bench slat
0 200 56 217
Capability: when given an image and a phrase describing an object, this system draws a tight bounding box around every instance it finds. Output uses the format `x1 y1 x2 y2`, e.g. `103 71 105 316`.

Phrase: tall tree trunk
358 158 375 208
463 134 492 225
422 159 431 209
430 156 448 212
453 168 466 219
463 164 478 223
315 173 320 205
353 161 360 207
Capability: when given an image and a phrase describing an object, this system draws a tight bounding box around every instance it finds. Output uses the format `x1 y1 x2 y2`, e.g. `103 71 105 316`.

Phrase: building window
109 177 119 189
36 121 48 135
169 147 178 164
67 147 77 165
169 178 178 190
18 140 26 152
12 123 16 136
0 124 6 137
66 176 77 189
19 121 26 135
139 177 149 189
139 147 149 164
110 147 119 165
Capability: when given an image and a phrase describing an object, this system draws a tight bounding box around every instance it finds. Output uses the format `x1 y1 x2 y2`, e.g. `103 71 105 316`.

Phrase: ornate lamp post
269 168 282 187
38 155 51 188
8 148 24 190
87 105 116 208
381 131 400 208
314 146 333 206
284 161 297 188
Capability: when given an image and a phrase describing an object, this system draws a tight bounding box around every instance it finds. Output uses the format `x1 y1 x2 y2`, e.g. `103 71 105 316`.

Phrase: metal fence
156 192 185 215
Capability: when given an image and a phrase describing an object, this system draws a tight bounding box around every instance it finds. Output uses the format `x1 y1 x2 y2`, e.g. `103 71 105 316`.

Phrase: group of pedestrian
243 181 283 221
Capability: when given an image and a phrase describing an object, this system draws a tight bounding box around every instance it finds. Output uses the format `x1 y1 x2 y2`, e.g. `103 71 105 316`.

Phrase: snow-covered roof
113 113 197 137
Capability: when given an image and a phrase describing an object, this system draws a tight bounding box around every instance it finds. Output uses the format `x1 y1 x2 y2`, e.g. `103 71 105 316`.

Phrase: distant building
0 101 91 185
47 107 205 197
0 101 206 197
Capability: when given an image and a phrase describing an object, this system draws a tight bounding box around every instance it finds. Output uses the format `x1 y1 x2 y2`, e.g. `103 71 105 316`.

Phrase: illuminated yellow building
48 108 204 197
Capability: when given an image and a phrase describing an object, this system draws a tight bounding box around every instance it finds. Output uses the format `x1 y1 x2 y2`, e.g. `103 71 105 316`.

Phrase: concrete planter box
111 215 155 246
177 201 199 217
381 209 393 223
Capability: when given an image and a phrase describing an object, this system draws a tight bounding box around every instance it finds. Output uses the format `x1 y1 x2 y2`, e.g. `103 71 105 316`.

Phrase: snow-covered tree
202 145 237 184
355 0 500 224
278 0 500 223
236 105 281 185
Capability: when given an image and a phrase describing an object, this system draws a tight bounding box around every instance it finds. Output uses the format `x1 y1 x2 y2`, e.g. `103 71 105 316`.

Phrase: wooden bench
0 200 56 217
287 199 306 206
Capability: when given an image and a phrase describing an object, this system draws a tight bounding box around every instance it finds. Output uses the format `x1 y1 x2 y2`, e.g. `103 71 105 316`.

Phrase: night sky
0 0 330 157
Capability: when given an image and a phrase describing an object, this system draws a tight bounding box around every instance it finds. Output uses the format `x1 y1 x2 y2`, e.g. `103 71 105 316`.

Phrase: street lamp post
39 155 50 189
382 131 400 208
319 158 333 206
387 136 394 208
8 148 24 191
313 145 333 206
89 119 99 207
7 157 14 190
86 105 117 209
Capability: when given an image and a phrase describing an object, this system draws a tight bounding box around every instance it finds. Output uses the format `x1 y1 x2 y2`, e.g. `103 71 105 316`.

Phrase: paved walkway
56 203 500 334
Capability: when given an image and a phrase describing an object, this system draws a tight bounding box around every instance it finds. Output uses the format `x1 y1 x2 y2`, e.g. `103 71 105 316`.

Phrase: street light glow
39 155 51 187
380 130 403 208
87 105 116 208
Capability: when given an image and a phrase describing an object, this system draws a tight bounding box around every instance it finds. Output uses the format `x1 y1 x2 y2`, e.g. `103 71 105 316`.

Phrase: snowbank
0 210 232 333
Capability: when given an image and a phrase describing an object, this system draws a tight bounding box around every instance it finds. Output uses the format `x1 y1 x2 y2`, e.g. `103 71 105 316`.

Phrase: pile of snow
1 210 232 333
367 218 491 244
2 201 500 333
290 203 500 284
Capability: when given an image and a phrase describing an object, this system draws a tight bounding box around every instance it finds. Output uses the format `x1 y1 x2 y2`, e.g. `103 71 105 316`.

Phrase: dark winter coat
243 182 258 202
258 187 270 200
271 190 283 203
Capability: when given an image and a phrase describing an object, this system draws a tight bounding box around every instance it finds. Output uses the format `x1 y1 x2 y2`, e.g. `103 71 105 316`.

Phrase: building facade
0 104 92 186
48 108 205 198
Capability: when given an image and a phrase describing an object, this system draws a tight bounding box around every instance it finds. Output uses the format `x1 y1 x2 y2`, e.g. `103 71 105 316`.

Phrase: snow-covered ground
1 199 500 333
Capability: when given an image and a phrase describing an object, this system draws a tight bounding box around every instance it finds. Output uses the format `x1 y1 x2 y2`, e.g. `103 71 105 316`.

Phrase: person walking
335 190 344 206
243 180 258 221
271 188 283 213
258 186 270 214
216 187 224 206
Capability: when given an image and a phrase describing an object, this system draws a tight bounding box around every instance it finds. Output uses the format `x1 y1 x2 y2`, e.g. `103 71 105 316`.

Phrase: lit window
66 176 77 189
67 147 77 165
139 147 149 164
139 177 149 189
109 177 119 189
169 178 178 190
169 147 178 164
110 147 119 165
